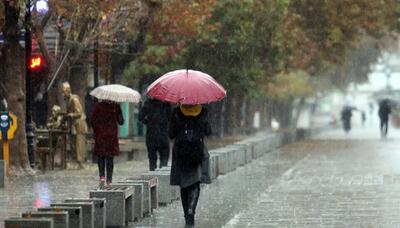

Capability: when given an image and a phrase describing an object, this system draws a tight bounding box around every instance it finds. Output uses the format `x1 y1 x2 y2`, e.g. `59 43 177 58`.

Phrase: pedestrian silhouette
361 110 366 127
341 105 354 133
378 99 391 138
169 104 212 227
91 100 124 189
139 98 172 171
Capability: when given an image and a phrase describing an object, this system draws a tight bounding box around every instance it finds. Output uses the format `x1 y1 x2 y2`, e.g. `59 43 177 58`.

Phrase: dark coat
169 107 212 188
378 100 391 120
138 98 171 138
91 101 124 156
341 106 353 121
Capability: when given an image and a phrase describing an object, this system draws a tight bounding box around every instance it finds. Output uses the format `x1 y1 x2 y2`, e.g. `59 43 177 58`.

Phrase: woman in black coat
169 104 211 227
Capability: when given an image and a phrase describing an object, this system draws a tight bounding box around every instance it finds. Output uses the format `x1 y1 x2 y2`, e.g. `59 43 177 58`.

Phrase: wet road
2 124 400 228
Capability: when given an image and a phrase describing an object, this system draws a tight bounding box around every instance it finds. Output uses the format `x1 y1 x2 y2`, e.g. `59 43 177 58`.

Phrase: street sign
0 112 17 176
0 112 17 140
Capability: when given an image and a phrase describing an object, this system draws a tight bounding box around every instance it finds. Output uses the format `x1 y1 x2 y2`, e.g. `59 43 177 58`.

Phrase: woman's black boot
185 214 195 226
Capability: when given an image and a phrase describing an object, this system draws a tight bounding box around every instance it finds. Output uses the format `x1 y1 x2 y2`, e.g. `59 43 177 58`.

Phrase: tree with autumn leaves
124 0 400 132
0 0 160 174
1 0 400 174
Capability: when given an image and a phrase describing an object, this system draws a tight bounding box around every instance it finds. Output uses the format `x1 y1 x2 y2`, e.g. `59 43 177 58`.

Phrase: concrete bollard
113 182 144 220
261 135 273 154
210 148 229 175
275 132 284 148
21 211 69 228
253 139 265 158
227 144 246 167
64 198 106 228
141 172 171 205
89 185 134 227
0 160 5 188
208 153 219 180
51 202 94 228
124 176 158 214
5 217 54 228
38 206 82 228
235 142 253 164
155 167 180 200
225 148 237 170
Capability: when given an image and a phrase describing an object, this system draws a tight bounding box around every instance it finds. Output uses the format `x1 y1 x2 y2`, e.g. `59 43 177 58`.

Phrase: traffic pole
25 0 35 168
2 140 9 176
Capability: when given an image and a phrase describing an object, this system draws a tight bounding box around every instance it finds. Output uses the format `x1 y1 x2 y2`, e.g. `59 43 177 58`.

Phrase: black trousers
342 118 351 132
180 182 200 225
97 155 114 183
146 134 169 171
380 118 389 137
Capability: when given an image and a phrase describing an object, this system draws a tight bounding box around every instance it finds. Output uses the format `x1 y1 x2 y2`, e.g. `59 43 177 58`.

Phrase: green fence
119 102 130 138
118 102 146 138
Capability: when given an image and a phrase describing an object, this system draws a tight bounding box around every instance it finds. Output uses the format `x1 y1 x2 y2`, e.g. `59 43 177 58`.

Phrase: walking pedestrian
139 98 171 171
91 100 124 189
341 105 353 133
62 82 88 169
378 99 391 138
361 110 366 127
169 104 212 227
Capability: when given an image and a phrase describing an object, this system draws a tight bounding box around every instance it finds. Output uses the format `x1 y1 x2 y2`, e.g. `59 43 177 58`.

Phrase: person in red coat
91 100 124 189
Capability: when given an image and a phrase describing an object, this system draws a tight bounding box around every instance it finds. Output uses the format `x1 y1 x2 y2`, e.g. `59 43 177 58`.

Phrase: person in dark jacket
169 104 212 227
378 99 391 138
139 98 172 171
341 105 353 133
91 100 124 189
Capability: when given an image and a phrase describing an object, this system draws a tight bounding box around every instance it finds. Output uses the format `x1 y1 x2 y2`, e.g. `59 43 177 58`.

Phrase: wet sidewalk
0 159 149 228
3 124 400 228
135 125 400 228
221 126 400 228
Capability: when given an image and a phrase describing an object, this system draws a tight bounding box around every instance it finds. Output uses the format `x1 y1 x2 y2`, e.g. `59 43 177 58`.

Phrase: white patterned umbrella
90 84 141 103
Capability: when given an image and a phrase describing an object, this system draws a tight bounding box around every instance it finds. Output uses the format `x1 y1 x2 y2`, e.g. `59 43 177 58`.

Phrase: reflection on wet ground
0 160 148 228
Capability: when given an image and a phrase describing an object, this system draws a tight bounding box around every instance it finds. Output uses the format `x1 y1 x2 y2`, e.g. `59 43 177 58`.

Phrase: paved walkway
0 159 149 228
136 124 400 228
0 136 244 228
3 123 400 228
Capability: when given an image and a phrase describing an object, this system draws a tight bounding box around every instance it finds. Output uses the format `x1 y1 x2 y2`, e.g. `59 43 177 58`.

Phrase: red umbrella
147 69 227 104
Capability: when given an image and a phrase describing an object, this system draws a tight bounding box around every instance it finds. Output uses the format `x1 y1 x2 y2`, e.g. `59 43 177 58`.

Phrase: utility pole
25 0 35 168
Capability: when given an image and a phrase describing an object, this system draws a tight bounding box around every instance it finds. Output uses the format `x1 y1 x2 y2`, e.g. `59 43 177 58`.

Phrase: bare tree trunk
266 99 273 128
260 99 269 128
244 98 256 134
224 92 242 135
292 97 306 128
2 3 31 174
276 100 294 129
224 94 234 135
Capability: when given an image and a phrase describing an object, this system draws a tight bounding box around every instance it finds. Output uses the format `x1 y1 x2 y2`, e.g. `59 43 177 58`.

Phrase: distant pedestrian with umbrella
90 84 140 189
147 69 226 227
139 97 171 171
378 98 392 138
